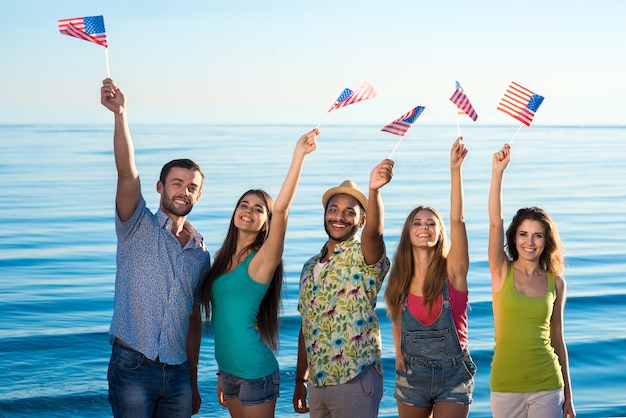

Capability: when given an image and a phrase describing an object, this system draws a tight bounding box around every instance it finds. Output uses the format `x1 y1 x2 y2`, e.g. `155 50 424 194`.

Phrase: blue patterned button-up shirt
109 196 210 364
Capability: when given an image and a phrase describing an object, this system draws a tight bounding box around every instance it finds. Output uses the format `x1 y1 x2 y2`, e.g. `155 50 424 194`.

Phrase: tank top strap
505 263 515 288
547 271 556 295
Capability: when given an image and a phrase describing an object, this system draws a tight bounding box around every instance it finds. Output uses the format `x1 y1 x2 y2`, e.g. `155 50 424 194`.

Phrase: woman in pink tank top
384 137 475 418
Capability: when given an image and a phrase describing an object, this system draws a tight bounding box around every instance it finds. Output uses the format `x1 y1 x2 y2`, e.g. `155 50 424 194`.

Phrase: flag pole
105 48 111 78
456 112 461 138
388 136 405 160
508 124 523 145
315 111 328 130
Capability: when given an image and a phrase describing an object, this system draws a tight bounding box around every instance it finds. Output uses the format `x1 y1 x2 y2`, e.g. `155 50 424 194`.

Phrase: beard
161 192 193 217
324 221 359 243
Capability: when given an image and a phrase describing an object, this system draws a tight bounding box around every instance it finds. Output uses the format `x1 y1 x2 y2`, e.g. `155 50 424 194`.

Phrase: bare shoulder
554 274 567 294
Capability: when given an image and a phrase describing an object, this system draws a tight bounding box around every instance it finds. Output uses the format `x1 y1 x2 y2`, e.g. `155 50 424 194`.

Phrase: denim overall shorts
394 283 477 407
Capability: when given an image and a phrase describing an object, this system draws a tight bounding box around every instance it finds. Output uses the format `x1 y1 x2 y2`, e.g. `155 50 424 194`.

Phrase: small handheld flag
327 82 377 113
315 82 377 129
381 106 425 137
384 106 426 159
58 15 110 77
58 16 108 48
497 81 544 127
450 81 478 122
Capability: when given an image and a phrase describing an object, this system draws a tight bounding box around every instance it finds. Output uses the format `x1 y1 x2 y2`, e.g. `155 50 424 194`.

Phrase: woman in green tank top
201 129 318 418
488 143 575 418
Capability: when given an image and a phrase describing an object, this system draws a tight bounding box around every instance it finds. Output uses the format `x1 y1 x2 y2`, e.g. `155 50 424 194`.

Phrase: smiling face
514 219 546 261
323 194 364 243
233 192 269 233
409 209 441 248
157 167 203 217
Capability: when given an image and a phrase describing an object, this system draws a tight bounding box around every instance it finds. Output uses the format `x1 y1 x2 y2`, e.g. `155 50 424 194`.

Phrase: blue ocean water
1 124 625 417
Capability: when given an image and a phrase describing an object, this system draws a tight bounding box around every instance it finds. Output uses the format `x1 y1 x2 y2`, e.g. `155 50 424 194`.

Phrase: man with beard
292 158 394 418
100 78 210 418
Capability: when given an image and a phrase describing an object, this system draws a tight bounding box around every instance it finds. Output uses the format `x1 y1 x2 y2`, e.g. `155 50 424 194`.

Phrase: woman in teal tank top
488 143 575 418
201 129 318 418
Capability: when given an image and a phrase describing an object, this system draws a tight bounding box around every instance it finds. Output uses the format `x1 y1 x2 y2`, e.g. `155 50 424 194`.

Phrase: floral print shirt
298 236 390 386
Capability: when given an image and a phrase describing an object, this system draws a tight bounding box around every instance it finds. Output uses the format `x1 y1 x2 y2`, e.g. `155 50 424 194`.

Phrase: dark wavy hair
201 189 283 351
505 207 565 276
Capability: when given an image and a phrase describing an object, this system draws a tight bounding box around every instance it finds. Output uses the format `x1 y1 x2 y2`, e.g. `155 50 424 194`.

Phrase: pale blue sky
1 0 624 126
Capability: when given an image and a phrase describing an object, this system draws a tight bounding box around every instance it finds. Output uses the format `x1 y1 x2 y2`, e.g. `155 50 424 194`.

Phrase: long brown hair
202 189 283 351
505 207 565 276
384 206 449 320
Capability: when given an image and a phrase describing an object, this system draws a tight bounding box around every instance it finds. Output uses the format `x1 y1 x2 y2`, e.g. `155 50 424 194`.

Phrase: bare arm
292 327 310 414
447 137 469 292
488 144 511 293
250 129 318 284
186 305 202 414
391 315 407 372
551 276 576 418
361 159 394 265
101 78 140 222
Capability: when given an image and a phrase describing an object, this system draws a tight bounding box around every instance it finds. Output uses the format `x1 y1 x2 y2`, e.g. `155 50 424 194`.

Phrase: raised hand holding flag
382 106 426 159
58 15 110 76
497 81 544 144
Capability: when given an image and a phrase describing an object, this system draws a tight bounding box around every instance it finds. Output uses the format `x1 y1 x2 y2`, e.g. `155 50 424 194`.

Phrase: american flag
450 81 478 121
381 106 425 136
58 15 108 48
497 82 544 127
327 82 377 112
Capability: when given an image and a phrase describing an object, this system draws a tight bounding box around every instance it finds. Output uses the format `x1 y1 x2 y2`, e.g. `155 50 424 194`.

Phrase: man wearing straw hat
293 158 394 418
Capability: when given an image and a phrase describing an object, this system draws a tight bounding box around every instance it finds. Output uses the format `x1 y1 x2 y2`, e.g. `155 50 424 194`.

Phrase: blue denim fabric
108 342 192 418
220 369 280 406
395 285 477 407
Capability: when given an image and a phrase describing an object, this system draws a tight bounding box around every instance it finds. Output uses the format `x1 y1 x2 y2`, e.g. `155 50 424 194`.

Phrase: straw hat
322 180 368 211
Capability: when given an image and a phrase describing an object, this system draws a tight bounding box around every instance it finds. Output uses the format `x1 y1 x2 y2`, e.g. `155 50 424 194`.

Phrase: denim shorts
220 369 280 406
395 349 476 407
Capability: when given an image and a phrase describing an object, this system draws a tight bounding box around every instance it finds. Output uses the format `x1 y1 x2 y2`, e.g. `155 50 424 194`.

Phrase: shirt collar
322 235 360 259
156 209 204 247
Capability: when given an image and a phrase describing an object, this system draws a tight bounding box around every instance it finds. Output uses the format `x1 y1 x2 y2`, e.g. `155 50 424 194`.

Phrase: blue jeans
108 341 192 418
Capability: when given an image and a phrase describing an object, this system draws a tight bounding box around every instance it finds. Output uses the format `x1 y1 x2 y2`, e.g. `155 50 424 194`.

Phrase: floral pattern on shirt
298 237 390 386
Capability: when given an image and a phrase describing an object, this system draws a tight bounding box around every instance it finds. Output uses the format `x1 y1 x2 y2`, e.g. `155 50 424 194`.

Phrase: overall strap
442 279 450 305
